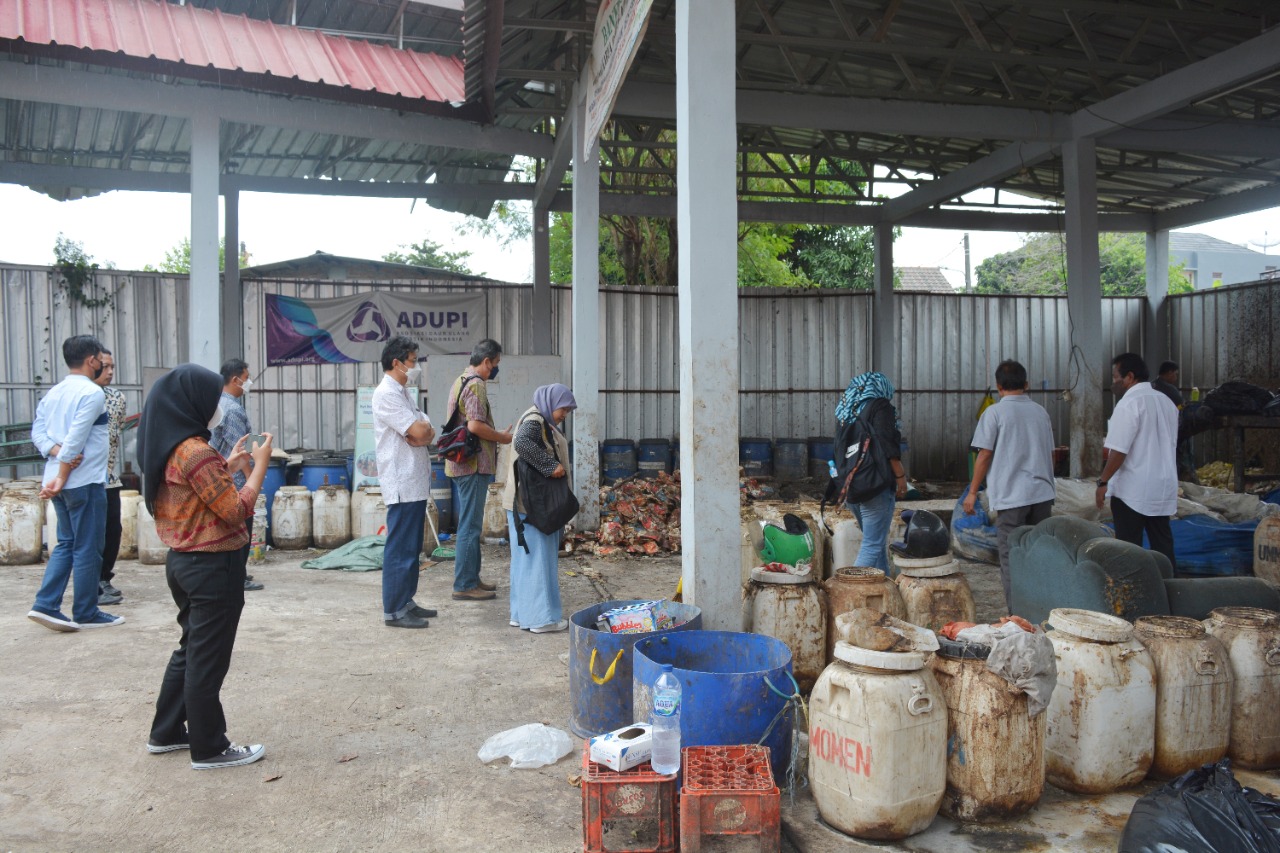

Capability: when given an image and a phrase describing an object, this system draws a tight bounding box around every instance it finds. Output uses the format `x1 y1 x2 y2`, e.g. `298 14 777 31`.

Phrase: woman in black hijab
137 363 274 770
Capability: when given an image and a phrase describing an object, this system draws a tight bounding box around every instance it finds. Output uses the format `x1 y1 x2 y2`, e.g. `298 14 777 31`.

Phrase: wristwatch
1095 479 1108 488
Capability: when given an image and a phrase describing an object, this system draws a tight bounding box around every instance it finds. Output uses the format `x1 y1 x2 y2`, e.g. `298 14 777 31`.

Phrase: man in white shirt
1096 353 1180 571
371 336 437 629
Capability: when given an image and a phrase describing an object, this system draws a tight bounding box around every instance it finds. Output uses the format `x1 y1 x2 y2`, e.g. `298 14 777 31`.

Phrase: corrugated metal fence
3 263 1274 481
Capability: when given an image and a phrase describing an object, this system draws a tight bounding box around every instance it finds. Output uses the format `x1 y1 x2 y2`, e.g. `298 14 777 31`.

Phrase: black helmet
891 510 950 558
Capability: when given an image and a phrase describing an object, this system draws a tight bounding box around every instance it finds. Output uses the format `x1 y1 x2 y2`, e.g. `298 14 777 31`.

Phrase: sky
1 183 1277 288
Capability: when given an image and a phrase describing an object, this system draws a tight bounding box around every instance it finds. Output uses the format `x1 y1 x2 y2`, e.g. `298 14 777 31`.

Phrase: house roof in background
240 252 499 282
896 267 954 292
1170 232 1267 255
0 0 464 104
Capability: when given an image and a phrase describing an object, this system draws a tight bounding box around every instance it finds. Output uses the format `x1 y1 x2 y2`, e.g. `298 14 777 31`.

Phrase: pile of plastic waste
588 472 683 557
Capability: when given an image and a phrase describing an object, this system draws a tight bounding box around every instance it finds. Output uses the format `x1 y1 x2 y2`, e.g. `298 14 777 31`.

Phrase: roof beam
1106 121 1280 158
1154 183 1280 231
614 81 1070 140
533 97 578 211
879 24 1280 222
0 63 553 159
0 162 537 201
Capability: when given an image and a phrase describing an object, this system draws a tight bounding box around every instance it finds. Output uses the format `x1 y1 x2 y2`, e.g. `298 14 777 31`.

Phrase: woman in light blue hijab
501 384 577 632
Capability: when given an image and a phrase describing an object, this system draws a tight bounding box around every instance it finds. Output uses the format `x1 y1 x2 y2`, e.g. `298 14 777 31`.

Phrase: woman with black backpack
502 383 578 634
833 371 908 574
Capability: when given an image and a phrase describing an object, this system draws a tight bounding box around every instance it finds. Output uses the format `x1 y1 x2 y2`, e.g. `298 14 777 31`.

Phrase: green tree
383 239 478 275
145 238 251 273
975 233 1191 295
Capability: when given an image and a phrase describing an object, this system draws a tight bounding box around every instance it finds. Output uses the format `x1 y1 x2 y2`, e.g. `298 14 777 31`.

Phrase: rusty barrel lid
833 639 929 671
1048 608 1134 643
1134 615 1206 640
1206 607 1280 629
832 567 887 583
750 566 813 585
895 555 961 578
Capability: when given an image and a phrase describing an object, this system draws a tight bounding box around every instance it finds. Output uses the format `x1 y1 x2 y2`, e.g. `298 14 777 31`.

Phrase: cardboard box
589 723 654 772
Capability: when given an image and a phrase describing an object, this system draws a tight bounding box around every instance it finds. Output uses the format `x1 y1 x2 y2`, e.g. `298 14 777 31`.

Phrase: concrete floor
3 540 1275 852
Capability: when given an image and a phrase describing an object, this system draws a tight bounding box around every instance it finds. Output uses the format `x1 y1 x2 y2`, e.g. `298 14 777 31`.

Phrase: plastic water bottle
650 664 682 775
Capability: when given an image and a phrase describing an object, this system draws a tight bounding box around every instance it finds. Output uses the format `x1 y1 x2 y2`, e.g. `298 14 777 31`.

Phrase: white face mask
207 404 224 431
239 377 253 392
401 363 422 382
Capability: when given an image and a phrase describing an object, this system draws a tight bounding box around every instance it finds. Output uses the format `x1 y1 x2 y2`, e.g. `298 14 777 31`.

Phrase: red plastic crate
581 743 678 853
679 745 781 853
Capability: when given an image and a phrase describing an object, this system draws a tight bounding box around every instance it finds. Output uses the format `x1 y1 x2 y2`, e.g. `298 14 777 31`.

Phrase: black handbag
435 375 482 463
512 416 579 551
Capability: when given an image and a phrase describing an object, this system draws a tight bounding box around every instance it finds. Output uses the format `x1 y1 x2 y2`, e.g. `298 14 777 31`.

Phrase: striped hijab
835 371 896 426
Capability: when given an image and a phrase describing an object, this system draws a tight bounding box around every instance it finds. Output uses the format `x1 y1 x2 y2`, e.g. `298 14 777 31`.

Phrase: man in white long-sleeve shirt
28 335 125 632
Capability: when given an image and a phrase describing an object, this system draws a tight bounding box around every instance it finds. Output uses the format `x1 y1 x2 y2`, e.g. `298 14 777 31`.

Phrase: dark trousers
994 499 1054 615
150 549 247 761
1111 496 1178 573
100 487 122 583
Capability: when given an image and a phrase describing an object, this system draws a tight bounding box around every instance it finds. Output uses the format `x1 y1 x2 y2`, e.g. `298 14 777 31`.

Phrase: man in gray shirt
963 360 1057 615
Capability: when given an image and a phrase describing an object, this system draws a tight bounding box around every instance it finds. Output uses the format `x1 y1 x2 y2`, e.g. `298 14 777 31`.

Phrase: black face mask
92 358 104 380
489 364 500 380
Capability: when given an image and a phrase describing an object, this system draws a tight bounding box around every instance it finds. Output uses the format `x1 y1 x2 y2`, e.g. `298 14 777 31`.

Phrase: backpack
820 398 893 532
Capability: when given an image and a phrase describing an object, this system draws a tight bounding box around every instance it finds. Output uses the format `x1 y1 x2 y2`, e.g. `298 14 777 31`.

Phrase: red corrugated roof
1 0 464 104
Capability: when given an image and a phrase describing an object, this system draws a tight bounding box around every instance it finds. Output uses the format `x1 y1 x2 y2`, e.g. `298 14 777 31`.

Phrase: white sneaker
530 619 569 634
192 743 265 770
509 620 520 627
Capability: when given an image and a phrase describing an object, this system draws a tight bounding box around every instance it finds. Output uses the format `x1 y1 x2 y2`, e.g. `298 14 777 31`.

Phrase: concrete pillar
188 114 221 370
1063 138 1105 478
221 188 243 362
677 0 740 631
531 207 553 356
1145 230 1171 369
872 221 897 375
571 102 601 530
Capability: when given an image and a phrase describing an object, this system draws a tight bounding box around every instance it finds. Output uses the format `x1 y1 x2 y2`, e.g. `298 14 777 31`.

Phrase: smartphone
245 433 270 451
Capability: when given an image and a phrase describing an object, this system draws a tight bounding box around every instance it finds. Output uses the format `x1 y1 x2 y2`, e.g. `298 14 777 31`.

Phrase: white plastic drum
0 486 44 564
117 490 142 560
809 640 947 840
136 501 168 565
272 486 313 550
312 486 351 549
743 572 828 692
1045 608 1156 793
358 487 388 539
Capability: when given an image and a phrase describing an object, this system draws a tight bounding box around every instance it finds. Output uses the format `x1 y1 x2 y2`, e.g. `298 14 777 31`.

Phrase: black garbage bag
1119 760 1280 853
1203 380 1276 416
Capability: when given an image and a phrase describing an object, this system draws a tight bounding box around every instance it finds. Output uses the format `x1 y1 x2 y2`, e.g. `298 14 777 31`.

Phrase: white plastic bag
477 723 573 769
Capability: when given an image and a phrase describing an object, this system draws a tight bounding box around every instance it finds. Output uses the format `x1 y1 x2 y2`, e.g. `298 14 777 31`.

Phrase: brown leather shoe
452 587 497 601
476 579 497 592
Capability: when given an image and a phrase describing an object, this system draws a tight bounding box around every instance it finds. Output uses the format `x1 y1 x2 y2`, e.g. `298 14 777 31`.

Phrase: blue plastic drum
260 459 287 536
632 630 795 785
740 437 774 478
808 436 835 479
568 600 703 738
602 438 638 484
430 458 453 532
637 438 672 478
774 439 809 482
299 456 349 491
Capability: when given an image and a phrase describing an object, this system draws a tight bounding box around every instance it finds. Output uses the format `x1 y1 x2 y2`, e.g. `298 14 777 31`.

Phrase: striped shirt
155 437 256 552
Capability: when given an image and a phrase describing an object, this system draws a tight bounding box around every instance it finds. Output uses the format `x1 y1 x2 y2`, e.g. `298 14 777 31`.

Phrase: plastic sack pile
1119 759 1280 853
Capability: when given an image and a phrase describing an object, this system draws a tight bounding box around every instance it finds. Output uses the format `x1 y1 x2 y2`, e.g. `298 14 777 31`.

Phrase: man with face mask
445 338 513 601
28 335 124 631
210 358 264 592
1095 352 1180 570
372 336 437 628
94 348 128 605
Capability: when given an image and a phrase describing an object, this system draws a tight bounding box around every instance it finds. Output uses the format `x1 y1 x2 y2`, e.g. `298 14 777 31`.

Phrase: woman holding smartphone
137 363 274 770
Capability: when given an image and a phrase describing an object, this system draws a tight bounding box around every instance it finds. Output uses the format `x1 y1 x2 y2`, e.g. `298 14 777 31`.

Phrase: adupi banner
583 0 654 158
264 291 487 366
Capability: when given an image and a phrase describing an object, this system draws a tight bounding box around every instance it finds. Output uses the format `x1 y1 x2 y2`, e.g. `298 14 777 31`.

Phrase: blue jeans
383 500 426 620
850 487 895 575
451 473 493 592
33 483 107 623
